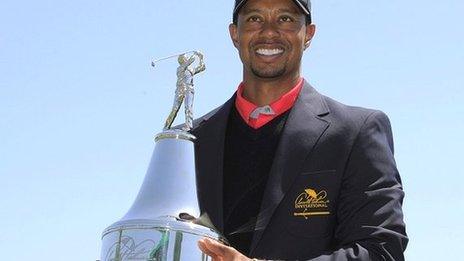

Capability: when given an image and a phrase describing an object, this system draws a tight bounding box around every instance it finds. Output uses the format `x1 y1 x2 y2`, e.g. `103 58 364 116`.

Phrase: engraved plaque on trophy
100 51 223 261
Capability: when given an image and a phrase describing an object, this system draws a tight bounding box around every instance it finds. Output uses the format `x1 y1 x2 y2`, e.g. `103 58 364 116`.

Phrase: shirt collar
235 78 304 129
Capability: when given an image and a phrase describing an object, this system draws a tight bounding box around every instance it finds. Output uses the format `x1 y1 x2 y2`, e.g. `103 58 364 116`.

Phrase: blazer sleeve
306 111 408 260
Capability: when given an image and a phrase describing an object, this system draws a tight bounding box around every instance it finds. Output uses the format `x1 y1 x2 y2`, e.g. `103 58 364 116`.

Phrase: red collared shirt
235 78 304 129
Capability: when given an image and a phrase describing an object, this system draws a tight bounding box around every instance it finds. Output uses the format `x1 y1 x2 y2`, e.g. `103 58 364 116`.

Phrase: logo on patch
294 188 330 219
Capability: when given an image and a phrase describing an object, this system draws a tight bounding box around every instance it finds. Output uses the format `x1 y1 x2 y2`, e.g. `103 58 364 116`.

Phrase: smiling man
194 0 408 260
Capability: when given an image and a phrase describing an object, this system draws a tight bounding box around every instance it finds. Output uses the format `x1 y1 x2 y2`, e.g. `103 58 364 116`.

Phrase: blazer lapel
192 96 234 233
249 82 331 254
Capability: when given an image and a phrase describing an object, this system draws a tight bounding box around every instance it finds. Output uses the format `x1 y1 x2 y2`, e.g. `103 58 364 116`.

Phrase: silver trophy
100 51 222 261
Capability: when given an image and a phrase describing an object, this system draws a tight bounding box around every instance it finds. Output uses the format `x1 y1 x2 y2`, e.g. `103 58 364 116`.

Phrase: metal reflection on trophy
100 51 222 261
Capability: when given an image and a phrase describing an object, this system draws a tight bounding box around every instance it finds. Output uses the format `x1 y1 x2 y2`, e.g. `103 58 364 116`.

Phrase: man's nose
260 20 281 39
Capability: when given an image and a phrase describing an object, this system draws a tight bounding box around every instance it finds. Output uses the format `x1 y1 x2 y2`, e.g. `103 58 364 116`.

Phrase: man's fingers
198 238 232 258
199 238 252 261
206 238 230 255
198 238 222 260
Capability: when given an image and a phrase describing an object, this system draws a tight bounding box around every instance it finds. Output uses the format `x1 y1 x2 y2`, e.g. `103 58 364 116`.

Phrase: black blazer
191 81 408 260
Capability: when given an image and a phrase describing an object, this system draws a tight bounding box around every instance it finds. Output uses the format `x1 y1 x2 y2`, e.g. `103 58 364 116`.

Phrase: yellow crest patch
294 188 330 219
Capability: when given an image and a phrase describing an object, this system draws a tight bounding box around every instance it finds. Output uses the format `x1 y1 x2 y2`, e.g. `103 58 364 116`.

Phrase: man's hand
198 238 252 261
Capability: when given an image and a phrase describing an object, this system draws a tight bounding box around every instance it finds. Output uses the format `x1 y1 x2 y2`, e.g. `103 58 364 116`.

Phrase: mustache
251 39 287 49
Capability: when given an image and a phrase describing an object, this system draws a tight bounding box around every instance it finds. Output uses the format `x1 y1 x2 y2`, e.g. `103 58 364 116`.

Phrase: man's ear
304 24 316 50
229 23 239 49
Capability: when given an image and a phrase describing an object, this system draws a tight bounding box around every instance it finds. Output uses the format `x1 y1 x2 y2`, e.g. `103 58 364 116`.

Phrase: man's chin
251 67 286 79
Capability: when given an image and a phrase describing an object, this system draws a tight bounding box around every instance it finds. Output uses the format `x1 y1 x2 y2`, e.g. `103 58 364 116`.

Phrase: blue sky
1 0 463 260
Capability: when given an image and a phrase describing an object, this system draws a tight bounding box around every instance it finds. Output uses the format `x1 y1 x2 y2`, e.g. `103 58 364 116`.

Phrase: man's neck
241 75 302 106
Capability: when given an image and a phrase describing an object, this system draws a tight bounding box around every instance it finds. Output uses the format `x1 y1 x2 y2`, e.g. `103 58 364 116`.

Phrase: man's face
229 0 315 80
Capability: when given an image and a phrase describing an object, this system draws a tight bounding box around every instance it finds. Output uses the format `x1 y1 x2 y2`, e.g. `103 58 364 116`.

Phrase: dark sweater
223 106 289 255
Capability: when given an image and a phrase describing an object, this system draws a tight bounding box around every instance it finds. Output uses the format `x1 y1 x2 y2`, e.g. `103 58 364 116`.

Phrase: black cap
233 0 312 24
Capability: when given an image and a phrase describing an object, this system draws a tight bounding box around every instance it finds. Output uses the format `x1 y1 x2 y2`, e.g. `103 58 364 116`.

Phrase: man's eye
280 16 294 22
247 16 261 22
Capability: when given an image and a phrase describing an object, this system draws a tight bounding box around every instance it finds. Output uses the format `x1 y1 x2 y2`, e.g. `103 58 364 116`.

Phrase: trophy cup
100 51 223 261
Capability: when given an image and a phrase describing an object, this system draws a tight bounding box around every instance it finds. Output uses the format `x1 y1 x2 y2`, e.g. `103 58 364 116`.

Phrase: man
194 0 408 260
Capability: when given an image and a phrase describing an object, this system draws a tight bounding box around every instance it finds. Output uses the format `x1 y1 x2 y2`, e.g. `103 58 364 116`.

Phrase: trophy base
101 217 222 261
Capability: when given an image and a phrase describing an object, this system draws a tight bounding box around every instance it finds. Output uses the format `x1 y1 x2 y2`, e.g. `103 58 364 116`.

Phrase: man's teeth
256 48 284 56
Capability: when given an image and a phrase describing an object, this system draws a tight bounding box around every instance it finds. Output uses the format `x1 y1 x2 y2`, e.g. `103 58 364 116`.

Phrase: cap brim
233 0 310 23
292 0 310 15
233 0 247 15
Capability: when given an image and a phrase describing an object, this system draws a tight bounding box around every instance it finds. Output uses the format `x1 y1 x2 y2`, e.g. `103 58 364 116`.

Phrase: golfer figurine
164 51 205 131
